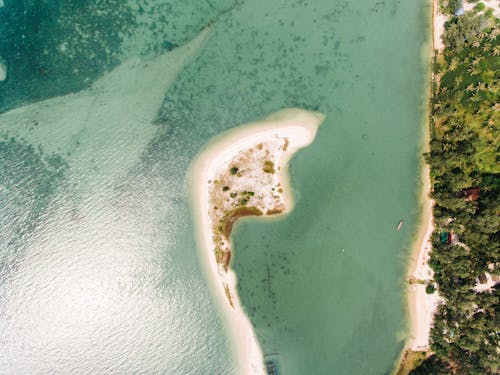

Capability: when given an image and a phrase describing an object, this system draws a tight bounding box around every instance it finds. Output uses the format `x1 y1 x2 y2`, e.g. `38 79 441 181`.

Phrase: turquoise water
162 0 430 372
0 0 430 374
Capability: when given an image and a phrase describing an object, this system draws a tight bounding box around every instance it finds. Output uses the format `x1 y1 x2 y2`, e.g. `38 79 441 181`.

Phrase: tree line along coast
403 1 499 374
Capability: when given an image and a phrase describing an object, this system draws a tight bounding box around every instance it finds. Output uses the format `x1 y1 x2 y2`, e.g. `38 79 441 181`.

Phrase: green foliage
230 167 239 175
445 0 462 15
409 355 452 374
426 284 436 294
443 13 488 52
422 11 500 375
474 2 485 11
435 14 499 174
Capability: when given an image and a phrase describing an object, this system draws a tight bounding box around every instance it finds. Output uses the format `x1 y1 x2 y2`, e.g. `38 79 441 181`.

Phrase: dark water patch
153 0 430 372
0 0 136 112
0 0 246 113
0 135 67 280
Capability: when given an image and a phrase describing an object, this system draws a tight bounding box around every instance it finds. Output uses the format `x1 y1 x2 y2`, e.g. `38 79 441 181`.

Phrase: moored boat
397 220 404 231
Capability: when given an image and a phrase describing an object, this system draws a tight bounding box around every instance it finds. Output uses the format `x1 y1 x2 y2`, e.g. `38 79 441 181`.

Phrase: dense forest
410 1 499 374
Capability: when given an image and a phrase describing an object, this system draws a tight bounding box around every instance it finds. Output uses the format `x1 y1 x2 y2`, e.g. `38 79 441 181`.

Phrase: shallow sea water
0 0 430 374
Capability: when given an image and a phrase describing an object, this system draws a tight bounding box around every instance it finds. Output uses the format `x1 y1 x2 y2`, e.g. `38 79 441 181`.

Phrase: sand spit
188 108 325 374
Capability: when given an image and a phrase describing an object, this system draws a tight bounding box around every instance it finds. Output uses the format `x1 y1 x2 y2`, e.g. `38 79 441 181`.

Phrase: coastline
398 1 499 372
406 163 440 351
395 0 442 372
432 0 446 51
404 0 443 351
187 109 324 374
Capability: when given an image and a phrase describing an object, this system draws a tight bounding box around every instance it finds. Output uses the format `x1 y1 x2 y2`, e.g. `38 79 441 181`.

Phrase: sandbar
188 108 325 374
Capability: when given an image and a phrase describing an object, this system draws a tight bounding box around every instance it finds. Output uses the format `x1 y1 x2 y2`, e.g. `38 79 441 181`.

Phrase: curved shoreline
405 163 441 351
404 0 444 353
187 108 324 374
394 1 442 372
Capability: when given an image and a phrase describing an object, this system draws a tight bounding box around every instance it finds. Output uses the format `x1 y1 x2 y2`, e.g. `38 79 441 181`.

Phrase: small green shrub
474 2 485 11
222 186 230 191
263 161 275 173
426 284 436 294
230 167 239 175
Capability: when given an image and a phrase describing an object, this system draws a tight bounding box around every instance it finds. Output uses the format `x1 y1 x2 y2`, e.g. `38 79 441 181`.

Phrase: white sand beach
407 190 442 351
433 0 447 51
188 109 324 374
463 0 500 17
405 152 443 353
399 0 446 355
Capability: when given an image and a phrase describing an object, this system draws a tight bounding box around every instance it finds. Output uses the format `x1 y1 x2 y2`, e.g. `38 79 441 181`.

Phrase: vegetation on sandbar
219 206 263 239
263 160 275 173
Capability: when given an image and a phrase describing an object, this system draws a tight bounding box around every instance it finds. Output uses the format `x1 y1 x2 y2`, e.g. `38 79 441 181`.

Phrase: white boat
397 220 404 231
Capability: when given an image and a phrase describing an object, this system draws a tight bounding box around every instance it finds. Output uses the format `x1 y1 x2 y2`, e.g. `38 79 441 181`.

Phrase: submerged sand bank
188 108 324 374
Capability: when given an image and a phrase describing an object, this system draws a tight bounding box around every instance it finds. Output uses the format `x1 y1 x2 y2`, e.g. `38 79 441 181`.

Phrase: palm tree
471 57 481 66
470 93 482 102
488 28 499 41
449 58 459 71
468 66 480 75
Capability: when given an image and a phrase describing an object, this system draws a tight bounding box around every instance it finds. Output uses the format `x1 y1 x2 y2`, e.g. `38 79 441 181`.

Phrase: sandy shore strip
397 1 444 360
463 0 500 17
406 162 443 351
188 108 325 374
433 0 447 51
395 166 442 373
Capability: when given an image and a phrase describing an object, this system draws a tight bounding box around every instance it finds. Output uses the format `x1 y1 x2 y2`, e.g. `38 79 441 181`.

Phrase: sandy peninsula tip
188 108 325 374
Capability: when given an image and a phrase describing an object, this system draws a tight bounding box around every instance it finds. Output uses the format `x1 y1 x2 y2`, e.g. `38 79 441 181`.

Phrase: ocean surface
0 0 429 374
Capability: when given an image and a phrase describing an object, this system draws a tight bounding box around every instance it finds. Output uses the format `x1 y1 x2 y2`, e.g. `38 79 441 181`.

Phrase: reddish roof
464 188 480 201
